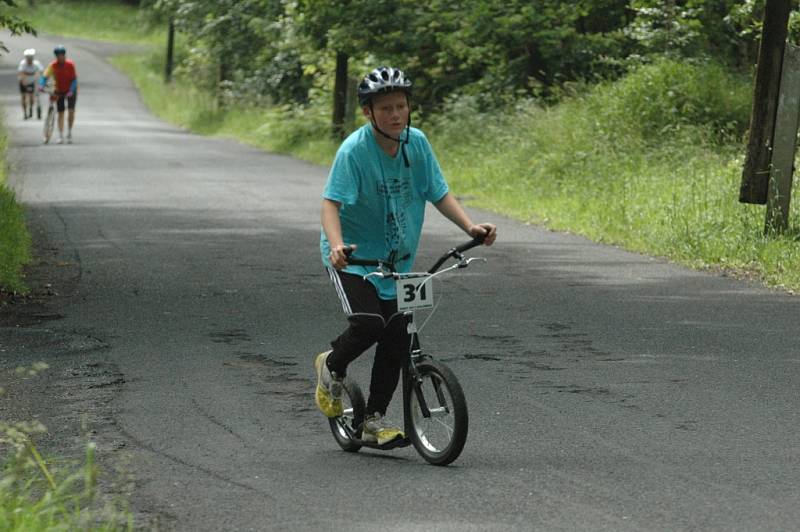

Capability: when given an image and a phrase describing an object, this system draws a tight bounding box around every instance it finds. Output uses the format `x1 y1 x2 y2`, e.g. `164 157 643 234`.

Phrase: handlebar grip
347 257 380 266
428 234 487 274
454 234 486 253
343 246 380 267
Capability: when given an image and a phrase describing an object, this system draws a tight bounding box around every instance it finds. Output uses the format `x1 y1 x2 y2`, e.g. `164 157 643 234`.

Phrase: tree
626 0 703 56
403 0 632 107
740 0 793 205
152 0 309 105
296 0 413 137
0 0 35 53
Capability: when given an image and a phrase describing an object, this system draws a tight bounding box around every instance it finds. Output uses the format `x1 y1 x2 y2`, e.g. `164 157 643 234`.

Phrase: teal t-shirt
320 124 449 299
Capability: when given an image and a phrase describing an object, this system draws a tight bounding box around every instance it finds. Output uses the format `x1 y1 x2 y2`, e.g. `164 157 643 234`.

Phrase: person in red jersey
39 44 78 144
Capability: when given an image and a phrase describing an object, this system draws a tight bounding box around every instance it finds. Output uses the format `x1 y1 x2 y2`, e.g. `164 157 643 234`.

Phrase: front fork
403 315 433 436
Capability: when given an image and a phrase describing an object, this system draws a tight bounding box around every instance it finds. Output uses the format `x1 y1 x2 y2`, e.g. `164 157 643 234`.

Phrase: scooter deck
353 435 411 450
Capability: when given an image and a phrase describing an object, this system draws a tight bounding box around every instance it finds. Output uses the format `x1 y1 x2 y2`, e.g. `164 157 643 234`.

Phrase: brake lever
458 257 487 268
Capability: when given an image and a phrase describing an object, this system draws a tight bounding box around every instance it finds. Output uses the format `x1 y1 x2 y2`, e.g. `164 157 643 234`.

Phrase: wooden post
739 0 792 205
765 43 800 234
332 51 349 141
217 60 231 109
164 19 175 83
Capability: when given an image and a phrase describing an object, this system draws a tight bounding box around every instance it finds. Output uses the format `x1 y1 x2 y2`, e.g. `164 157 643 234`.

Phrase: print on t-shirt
379 176 411 255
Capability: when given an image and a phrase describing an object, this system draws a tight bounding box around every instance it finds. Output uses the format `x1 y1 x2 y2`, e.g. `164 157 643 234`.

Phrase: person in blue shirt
316 66 497 444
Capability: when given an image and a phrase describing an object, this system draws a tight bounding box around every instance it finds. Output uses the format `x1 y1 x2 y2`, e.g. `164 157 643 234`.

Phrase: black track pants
326 268 410 416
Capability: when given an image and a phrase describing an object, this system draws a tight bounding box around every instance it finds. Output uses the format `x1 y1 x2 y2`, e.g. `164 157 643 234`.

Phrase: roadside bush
428 55 800 291
583 58 751 145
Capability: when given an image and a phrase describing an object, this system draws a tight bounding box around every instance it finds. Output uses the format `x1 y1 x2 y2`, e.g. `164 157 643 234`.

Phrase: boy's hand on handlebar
469 223 497 246
329 244 355 270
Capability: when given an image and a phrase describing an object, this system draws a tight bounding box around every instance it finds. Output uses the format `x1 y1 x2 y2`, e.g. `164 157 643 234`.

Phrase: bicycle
327 236 487 466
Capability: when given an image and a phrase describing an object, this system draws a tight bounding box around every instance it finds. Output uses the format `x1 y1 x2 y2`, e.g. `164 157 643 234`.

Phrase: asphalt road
2 35 800 531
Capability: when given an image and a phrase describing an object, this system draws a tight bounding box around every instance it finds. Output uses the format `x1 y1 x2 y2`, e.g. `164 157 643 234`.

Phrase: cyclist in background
39 45 78 144
17 48 43 120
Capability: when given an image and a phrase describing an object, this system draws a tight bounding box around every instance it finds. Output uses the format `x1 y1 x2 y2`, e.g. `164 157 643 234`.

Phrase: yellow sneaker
314 351 343 418
362 413 404 445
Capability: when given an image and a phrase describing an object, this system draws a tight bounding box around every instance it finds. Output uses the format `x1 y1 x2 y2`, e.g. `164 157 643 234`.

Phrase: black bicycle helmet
54 45 66 55
357 66 412 106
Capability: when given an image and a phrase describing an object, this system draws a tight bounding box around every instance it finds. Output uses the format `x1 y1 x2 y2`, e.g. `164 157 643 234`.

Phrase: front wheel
43 106 55 143
328 379 365 453
407 360 468 466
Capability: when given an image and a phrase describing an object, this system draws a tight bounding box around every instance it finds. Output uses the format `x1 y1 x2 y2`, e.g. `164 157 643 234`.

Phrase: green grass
0 437 130 531
429 60 800 291
110 52 340 165
24 0 163 45
0 115 31 294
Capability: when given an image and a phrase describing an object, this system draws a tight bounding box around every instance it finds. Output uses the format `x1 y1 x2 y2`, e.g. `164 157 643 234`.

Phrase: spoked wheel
407 360 468 466
328 380 365 453
43 106 55 144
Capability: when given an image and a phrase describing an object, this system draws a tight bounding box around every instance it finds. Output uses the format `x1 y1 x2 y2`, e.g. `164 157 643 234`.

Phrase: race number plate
396 277 434 311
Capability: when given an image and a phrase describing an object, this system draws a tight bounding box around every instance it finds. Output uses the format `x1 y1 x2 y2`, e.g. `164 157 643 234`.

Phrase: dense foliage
144 0 799 113
0 0 34 52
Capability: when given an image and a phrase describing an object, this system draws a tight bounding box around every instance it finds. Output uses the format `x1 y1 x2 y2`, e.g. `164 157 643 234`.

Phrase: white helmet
23 48 35 58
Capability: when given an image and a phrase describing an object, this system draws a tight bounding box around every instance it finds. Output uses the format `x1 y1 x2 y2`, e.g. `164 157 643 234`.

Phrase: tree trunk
332 51 349 141
165 20 175 83
217 60 231 109
765 43 800 234
740 0 792 204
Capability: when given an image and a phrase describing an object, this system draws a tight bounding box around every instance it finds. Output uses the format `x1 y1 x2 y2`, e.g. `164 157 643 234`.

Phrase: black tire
43 107 55 143
406 360 468 466
328 379 365 453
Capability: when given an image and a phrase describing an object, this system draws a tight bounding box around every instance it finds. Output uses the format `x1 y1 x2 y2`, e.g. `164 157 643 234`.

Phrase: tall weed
0 365 132 531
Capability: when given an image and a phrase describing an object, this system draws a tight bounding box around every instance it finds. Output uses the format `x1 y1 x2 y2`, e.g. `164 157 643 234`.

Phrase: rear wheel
407 360 468 466
328 379 365 453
